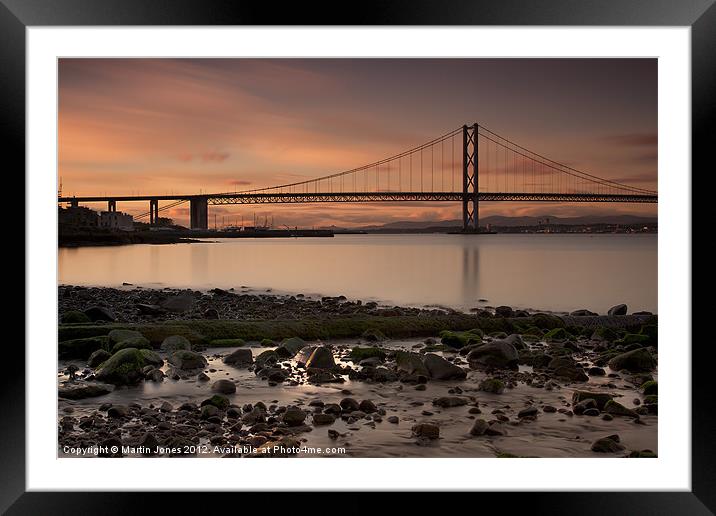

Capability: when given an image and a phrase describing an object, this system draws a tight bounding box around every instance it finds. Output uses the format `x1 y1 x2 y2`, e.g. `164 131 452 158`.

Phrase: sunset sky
58 58 657 227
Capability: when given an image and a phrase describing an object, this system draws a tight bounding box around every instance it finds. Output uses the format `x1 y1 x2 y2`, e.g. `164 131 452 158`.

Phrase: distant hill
354 214 657 231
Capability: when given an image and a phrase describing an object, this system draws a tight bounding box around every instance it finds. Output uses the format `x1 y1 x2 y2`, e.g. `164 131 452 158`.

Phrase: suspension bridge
58 123 658 232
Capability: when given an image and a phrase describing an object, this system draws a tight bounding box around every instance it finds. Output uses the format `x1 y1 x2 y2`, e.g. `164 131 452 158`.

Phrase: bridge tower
462 123 479 233
149 199 159 225
190 196 208 230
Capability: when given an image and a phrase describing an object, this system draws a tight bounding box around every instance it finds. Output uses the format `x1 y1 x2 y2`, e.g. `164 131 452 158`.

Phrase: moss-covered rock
439 330 482 349
604 400 640 418
87 349 111 368
395 351 429 376
522 326 544 338
466 340 519 369
111 335 152 354
572 390 614 410
201 394 230 410
479 377 505 394
349 347 387 361
591 326 619 342
255 349 279 368
531 313 566 330
608 348 656 372
168 349 207 370
279 337 307 356
61 310 91 324
260 338 274 347
59 336 110 360
95 348 146 385
160 335 192 352
641 380 658 396
139 349 164 368
615 333 651 346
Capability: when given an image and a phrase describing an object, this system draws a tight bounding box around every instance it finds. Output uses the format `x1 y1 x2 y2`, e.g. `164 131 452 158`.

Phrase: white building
99 211 134 231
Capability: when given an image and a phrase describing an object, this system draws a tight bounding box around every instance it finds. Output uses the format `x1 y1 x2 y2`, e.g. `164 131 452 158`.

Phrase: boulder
348 347 386 361
423 353 467 380
61 310 91 324
59 336 109 360
160 294 195 313
136 303 164 316
58 382 114 400
305 346 337 370
211 379 237 394
572 391 614 410
495 305 513 317
396 351 429 376
607 304 628 316
111 335 151 354
87 349 111 368
95 348 146 385
160 335 192 352
479 378 505 394
282 407 307 427
280 337 307 356
504 334 526 350
412 423 440 439
469 419 489 436
608 348 656 372
168 350 207 370
466 340 519 369
604 400 640 418
83 306 116 322
591 435 625 453
439 330 482 349
255 350 279 368
294 346 317 366
223 348 253 367
312 413 336 425
362 329 387 342
139 349 164 368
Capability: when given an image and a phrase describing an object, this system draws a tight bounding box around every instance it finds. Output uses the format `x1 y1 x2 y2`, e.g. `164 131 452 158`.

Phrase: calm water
58 234 657 314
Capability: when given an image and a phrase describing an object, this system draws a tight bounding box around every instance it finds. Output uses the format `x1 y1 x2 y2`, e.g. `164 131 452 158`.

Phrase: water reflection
58 234 657 313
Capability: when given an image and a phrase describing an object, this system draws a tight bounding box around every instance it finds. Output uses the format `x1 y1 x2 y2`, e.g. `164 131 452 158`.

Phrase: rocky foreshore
58 286 658 458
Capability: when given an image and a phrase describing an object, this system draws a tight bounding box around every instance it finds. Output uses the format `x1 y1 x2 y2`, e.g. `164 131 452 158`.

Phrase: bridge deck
59 192 658 205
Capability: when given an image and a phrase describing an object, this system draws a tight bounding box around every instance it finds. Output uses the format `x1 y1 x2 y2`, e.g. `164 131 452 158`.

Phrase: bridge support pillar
108 200 116 212
70 199 79 207
190 197 208 230
462 123 479 233
149 199 159 225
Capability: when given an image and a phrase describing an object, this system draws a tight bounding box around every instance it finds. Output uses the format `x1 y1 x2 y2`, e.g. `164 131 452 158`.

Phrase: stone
201 405 219 419
641 380 658 396
95 348 146 385
202 394 230 410
518 406 539 418
160 294 195 313
469 419 489 436
58 336 109 360
136 303 164 316
168 350 207 370
280 337 307 356
395 351 429 376
608 348 656 372
255 350 279 368
423 353 467 380
387 416 399 424
111 336 152 354
504 333 526 350
574 398 597 415
312 413 336 425
305 346 337 369
349 347 387 361
572 391 614 410
466 340 519 369
58 382 114 400
432 396 468 408
340 398 360 412
147 369 164 382
570 309 598 316
362 328 387 342
607 304 628 316
591 436 625 453
139 349 164 368
282 407 307 426
495 305 513 317
604 400 640 418
160 335 192 352
553 365 589 382
439 330 482 349
479 378 505 394
83 306 116 322
211 379 237 394
412 423 440 439
223 348 253 367
359 400 377 413
107 405 128 418
203 308 219 319
87 349 111 368
197 372 210 381
61 310 91 324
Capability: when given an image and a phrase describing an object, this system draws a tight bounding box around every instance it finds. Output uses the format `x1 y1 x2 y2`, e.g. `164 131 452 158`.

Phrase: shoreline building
99 210 134 231
58 206 99 227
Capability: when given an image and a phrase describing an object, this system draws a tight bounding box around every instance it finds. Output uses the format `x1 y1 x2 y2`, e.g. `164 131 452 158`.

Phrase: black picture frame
5 0 712 512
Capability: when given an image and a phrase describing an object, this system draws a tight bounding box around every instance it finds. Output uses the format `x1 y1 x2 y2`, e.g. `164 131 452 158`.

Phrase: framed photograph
8 0 712 511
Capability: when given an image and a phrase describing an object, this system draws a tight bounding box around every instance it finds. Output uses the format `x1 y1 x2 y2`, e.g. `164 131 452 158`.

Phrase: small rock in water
412 423 440 439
